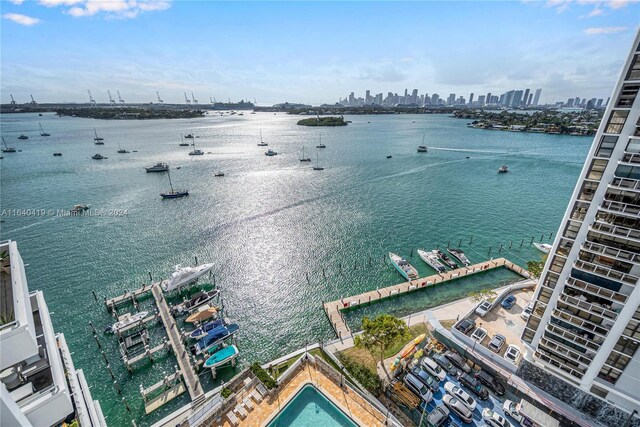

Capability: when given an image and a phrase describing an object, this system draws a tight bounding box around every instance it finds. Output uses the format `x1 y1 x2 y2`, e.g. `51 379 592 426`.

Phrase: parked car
474 370 506 396
444 381 477 411
458 373 489 400
443 394 474 424
456 318 476 334
488 334 506 353
404 373 433 403
501 295 517 309
433 353 461 377
470 327 487 343
426 404 450 427
502 400 523 423
444 350 472 374
421 356 447 381
482 408 512 427
503 345 521 365
475 300 492 317
411 366 440 392
521 303 533 320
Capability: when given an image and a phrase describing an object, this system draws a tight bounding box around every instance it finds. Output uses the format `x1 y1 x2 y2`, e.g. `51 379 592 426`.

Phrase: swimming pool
266 384 359 427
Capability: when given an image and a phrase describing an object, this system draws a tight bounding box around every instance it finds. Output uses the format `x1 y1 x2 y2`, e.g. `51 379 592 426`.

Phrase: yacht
389 252 420 281
417 249 447 273
160 169 189 199
39 123 50 136
92 154 106 160
1 137 16 153
117 142 130 154
257 130 268 146
533 242 552 254
265 148 278 156
93 128 104 144
189 140 204 155
447 248 470 266
434 249 458 269
417 134 427 152
173 289 221 315
192 323 240 355
105 311 149 334
299 146 311 162
162 262 215 293
498 165 509 174
145 162 169 172
187 318 228 340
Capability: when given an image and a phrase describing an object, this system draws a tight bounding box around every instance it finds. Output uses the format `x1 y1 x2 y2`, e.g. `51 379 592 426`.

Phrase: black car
444 350 471 374
455 318 475 334
458 373 489 400
433 353 460 377
411 366 440 392
474 370 505 396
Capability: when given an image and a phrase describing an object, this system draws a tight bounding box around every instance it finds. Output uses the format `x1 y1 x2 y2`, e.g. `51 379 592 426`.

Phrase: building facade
0 240 106 427
522 30 640 416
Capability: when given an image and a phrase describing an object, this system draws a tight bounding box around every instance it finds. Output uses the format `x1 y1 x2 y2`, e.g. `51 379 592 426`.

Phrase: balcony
582 240 640 265
551 309 610 338
539 336 594 368
566 276 628 302
599 200 640 219
573 258 639 286
558 292 618 320
546 320 603 352
609 177 640 192
619 151 640 165
591 220 640 242
535 345 586 380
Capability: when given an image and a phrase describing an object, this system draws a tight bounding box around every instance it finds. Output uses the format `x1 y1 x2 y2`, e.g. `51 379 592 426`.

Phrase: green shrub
221 387 232 399
338 354 382 395
250 362 277 389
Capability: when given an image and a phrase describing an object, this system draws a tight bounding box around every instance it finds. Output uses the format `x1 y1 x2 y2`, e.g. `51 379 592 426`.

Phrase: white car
521 303 533 321
475 300 492 317
443 394 473 423
502 400 523 423
504 345 521 365
444 381 477 411
421 356 447 381
470 327 487 343
483 408 513 427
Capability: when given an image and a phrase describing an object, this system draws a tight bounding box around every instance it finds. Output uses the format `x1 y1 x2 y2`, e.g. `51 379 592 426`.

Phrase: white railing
609 177 640 191
582 240 640 264
558 293 618 320
573 258 639 285
599 200 640 217
566 277 628 303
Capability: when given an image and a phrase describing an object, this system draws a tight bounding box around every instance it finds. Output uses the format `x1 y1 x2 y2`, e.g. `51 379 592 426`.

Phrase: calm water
0 112 590 426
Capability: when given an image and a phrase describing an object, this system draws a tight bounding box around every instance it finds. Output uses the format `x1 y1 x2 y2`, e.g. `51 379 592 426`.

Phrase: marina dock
323 257 530 339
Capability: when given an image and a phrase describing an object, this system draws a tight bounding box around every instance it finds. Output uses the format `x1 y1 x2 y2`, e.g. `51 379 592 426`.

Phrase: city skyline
1 1 638 105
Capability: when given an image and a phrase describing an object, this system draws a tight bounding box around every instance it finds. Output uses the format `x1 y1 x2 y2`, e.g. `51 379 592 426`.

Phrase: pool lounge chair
256 382 268 397
242 396 254 410
226 411 239 426
250 389 263 403
234 404 249 419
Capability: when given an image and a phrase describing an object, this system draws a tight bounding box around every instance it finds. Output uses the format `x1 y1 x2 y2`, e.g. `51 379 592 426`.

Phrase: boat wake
427 146 507 154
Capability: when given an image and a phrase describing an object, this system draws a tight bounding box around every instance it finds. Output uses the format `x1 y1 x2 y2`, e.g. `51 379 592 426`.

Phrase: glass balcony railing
559 292 618 320
609 177 640 192
590 221 640 242
582 241 640 265
599 200 640 217
620 152 640 165
573 258 639 285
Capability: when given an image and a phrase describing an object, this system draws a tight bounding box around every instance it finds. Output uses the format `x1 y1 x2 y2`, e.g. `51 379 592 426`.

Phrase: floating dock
323 257 530 339
141 370 186 414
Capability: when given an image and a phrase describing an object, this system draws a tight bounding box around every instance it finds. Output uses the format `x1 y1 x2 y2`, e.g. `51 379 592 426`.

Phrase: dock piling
530 236 534 244
469 236 473 244
148 272 153 282
458 239 462 247
548 232 553 240
520 239 524 248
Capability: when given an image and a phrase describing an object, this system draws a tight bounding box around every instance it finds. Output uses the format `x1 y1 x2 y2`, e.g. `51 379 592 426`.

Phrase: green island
55 107 205 120
453 109 602 136
297 116 348 126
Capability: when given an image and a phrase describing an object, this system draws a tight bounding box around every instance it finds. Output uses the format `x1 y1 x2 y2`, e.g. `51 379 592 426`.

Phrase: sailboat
498 148 509 173
179 134 189 147
117 142 130 154
39 123 50 137
257 130 268 146
94 128 104 145
160 169 189 199
417 134 428 152
189 139 204 156
312 149 324 171
1 137 16 153
316 134 326 149
299 146 311 162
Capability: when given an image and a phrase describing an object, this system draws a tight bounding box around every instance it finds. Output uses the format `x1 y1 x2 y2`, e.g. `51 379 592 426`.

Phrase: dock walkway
323 257 529 339
151 284 204 401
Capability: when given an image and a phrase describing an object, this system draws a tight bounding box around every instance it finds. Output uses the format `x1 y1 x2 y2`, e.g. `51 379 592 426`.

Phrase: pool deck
323 257 529 340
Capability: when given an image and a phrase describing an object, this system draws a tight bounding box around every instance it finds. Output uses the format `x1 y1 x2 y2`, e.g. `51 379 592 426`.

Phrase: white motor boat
417 249 447 273
162 263 215 293
105 311 148 334
533 242 552 254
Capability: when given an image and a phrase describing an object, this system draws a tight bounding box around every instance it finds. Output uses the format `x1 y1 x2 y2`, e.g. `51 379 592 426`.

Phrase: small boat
162 263 215 293
173 290 221 315
117 142 130 154
186 305 219 323
145 162 169 172
179 134 190 146
417 249 447 273
257 130 268 146
533 242 552 254
417 135 427 152
265 148 277 156
1 137 16 153
105 311 148 334
187 318 227 340
498 165 509 174
313 149 324 171
447 248 470 266
39 123 50 136
192 323 240 355
214 172 225 177
184 133 194 139
18 135 28 140
53 153 62 156
434 249 458 269
70 204 89 214
92 154 106 160
316 135 326 149
93 128 104 143
160 169 189 199
388 252 419 281
387 155 393 159
300 146 311 162
203 345 239 369
189 140 204 156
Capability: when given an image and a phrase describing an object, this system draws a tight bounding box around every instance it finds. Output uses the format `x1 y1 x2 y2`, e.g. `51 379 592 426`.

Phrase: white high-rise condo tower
522 29 640 417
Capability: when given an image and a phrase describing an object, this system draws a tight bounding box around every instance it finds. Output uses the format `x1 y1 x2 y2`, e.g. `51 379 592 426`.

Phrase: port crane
156 91 163 104
210 97 215 104
87 90 96 104
191 92 198 104
107 90 116 104
10 94 16 105
29 95 37 105
184 92 191 104
117 90 125 104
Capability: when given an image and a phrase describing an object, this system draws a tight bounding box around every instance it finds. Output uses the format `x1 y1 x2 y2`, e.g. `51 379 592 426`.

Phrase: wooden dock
122 340 171 370
151 284 204 401
105 283 159 312
323 257 530 339
141 370 186 414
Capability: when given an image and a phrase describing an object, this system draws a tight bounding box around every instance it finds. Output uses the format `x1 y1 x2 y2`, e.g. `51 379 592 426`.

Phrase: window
542 271 560 290
538 286 554 304
585 159 609 181
616 84 640 108
627 138 640 154
590 385 609 398
577 180 600 201
549 256 567 273
615 165 640 180
605 110 629 134
556 238 574 257
570 202 590 222
595 135 618 158
626 54 640 81
562 220 582 240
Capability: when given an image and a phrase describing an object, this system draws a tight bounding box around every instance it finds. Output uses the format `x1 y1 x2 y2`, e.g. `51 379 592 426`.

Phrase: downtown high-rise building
522 31 640 416
533 88 542 105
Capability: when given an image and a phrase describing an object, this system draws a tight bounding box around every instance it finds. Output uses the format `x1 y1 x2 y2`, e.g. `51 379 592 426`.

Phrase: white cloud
584 26 627 34
9 0 26 5
38 0 83 6
40 0 171 19
3 13 41 26
587 6 604 16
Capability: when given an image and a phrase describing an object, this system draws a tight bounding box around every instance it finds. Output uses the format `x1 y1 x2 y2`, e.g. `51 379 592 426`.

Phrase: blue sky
1 0 639 105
